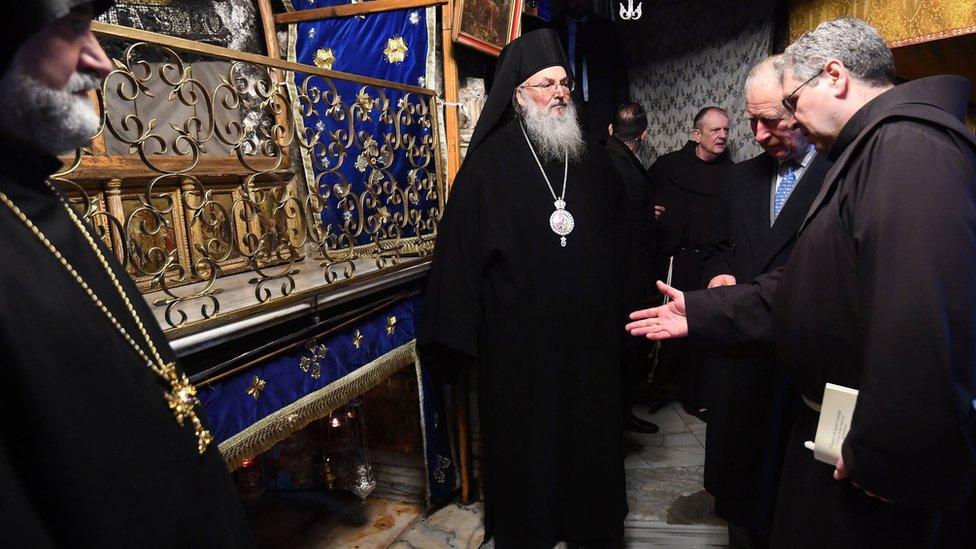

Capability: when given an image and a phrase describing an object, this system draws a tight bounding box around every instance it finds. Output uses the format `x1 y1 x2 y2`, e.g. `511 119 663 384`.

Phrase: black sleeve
418 164 483 365
617 167 652 311
651 174 686 259
701 175 734 284
840 123 976 509
684 267 782 349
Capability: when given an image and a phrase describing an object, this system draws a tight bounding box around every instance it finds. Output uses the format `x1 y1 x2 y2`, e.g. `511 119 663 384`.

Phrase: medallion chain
0 181 212 454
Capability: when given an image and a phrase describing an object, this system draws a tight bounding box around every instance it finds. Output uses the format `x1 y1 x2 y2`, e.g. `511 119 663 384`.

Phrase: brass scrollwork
50 25 443 333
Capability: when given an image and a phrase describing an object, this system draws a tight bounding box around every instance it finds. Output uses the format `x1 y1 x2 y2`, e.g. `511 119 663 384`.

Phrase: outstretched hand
625 281 689 340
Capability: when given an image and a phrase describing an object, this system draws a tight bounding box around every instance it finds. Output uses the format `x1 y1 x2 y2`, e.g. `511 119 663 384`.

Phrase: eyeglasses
519 78 576 95
781 68 824 115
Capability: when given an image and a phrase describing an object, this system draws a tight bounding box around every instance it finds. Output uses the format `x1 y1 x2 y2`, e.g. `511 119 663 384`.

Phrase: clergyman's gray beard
520 100 585 163
0 67 101 156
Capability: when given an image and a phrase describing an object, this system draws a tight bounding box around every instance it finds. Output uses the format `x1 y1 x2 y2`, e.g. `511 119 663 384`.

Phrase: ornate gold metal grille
56 23 443 336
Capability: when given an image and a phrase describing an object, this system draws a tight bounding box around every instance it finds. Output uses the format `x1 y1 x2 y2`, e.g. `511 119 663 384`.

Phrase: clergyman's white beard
520 99 585 163
0 66 101 156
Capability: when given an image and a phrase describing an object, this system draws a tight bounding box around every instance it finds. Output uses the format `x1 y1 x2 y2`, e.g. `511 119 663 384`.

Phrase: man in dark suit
553 0 629 139
604 102 659 436
700 55 830 549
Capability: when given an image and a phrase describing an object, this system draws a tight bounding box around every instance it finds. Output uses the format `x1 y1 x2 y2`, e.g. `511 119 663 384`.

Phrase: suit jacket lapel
758 155 830 272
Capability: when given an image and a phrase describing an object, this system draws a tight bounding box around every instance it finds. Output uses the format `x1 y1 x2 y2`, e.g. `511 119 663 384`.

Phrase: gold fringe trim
220 340 417 470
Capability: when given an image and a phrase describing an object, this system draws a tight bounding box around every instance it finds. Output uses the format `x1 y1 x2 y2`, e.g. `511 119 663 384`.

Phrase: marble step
624 519 728 548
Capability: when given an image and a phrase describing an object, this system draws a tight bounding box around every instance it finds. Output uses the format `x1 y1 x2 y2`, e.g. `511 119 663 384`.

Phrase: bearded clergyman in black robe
0 2 253 545
420 29 629 547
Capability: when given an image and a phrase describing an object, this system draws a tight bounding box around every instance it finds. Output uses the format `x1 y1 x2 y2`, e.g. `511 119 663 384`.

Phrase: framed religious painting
453 0 523 56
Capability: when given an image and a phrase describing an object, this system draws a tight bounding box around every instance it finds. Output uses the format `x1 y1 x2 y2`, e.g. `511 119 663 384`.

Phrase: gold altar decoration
53 23 444 336
384 36 410 64
314 47 337 70
788 0 976 46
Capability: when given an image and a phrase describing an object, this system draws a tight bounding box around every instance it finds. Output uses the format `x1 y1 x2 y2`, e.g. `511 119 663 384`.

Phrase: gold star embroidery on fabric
300 343 328 380
386 315 397 336
377 206 391 225
353 329 364 349
247 375 267 400
383 36 408 64
314 48 336 70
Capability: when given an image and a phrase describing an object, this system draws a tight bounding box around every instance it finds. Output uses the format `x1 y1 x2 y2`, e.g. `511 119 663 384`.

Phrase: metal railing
53 22 444 336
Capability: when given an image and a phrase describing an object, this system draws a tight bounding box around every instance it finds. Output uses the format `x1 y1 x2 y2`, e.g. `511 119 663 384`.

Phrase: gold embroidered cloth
789 0 976 46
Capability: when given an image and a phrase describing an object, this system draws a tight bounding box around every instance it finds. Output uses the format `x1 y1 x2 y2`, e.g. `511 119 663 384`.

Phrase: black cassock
650 140 734 292
686 76 976 547
649 140 734 408
420 120 629 547
0 142 253 547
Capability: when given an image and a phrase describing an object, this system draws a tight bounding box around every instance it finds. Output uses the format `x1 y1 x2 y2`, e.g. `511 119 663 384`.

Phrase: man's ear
691 128 701 143
824 59 849 100
607 123 614 136
514 89 526 108
640 129 648 143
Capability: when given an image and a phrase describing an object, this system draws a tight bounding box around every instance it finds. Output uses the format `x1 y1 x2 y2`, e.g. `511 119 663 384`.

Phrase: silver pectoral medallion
549 199 575 247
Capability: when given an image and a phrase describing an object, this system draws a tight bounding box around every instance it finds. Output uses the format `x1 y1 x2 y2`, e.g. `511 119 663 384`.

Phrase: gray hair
744 54 784 93
784 18 895 87
692 106 728 130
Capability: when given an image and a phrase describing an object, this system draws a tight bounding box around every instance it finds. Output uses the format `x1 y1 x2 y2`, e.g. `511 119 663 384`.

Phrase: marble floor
264 403 728 548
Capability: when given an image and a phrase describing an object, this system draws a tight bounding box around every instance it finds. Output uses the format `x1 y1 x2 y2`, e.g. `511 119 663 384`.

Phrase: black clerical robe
0 142 253 547
420 120 629 547
650 140 734 291
686 76 976 548
649 140 734 409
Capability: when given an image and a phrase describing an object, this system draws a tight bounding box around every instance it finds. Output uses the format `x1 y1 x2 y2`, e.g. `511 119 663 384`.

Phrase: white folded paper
804 382 859 465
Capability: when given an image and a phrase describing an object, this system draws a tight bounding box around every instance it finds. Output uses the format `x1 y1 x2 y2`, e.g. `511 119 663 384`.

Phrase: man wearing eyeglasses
421 29 629 548
627 17 976 548
769 17 976 548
